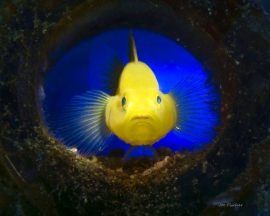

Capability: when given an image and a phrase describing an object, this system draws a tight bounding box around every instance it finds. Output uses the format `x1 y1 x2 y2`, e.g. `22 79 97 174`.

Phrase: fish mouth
131 115 154 121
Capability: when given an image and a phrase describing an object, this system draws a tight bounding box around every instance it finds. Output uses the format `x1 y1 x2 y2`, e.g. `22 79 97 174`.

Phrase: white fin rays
57 90 112 156
169 76 219 143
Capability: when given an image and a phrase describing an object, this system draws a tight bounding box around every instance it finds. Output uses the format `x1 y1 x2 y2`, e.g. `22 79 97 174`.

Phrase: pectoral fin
57 90 113 156
169 76 219 142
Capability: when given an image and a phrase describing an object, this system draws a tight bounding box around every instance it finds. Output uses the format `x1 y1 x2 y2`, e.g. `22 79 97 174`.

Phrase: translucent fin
169 76 219 143
123 145 160 162
128 31 138 62
89 43 124 95
56 90 113 156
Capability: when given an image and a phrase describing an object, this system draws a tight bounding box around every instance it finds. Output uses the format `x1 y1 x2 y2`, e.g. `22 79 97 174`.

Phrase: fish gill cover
42 29 220 156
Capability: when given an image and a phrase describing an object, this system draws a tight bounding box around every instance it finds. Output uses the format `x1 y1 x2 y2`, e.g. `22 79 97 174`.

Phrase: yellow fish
105 35 177 146
57 32 218 156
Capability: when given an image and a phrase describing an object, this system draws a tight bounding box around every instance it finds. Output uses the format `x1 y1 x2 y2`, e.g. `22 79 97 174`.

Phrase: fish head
106 87 177 145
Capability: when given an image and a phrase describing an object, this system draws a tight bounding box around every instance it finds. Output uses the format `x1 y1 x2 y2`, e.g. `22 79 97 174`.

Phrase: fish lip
131 115 154 121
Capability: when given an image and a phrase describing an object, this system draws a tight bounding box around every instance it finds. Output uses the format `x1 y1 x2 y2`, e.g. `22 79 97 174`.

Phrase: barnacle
0 0 270 215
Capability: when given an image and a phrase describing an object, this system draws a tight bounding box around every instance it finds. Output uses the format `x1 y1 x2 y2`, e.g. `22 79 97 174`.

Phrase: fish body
57 32 218 156
106 61 177 146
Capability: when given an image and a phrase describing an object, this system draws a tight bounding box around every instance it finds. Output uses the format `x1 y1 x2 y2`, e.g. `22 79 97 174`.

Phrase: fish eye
3 0 270 215
157 96 162 104
122 96 127 106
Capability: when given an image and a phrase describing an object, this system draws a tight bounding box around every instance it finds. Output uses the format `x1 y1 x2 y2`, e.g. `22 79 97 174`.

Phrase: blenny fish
57 32 218 156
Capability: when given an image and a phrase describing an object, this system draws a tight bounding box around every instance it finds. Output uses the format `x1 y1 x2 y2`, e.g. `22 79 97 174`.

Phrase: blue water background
43 29 219 156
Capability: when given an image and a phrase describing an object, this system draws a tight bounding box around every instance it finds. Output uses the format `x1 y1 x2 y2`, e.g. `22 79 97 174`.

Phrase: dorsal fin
128 31 138 62
88 42 124 95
